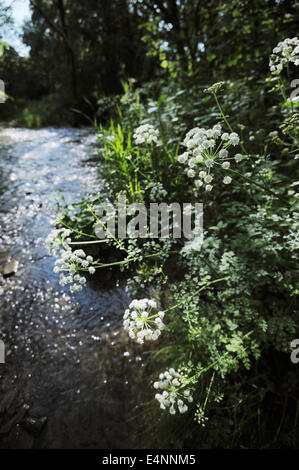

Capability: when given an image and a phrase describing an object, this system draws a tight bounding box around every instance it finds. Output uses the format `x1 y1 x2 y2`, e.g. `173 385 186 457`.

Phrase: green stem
203 372 215 410
58 220 97 239
213 93 233 133
212 92 248 155
226 167 290 204
183 356 226 385
69 240 108 245
81 250 179 270
88 207 129 254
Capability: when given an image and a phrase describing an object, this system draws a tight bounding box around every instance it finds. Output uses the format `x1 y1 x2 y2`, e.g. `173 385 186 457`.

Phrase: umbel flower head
194 405 208 427
123 298 165 344
45 227 72 257
178 124 244 191
133 124 160 145
153 368 194 415
203 81 225 94
53 249 95 293
46 228 96 293
269 37 299 74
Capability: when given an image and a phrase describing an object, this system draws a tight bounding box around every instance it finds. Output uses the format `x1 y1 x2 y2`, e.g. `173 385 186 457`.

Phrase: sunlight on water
0 128 146 448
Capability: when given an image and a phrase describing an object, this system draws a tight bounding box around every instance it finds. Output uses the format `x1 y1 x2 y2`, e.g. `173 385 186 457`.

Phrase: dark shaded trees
23 0 154 109
137 0 298 81
1 0 298 125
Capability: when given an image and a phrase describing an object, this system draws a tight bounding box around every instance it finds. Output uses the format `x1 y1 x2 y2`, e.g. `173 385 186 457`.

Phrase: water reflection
0 128 146 448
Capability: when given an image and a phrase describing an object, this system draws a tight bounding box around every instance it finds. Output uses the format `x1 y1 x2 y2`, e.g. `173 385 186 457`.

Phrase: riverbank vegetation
1 0 299 449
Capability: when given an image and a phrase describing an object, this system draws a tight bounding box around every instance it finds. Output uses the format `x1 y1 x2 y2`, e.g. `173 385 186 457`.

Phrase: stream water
0 127 147 449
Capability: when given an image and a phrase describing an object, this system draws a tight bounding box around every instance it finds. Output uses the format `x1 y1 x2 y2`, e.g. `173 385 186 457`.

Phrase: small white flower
194 154 204 163
204 174 213 183
229 132 240 146
188 157 197 168
178 152 189 164
219 149 228 158
187 168 196 178
234 153 243 162
205 159 214 168
223 176 232 184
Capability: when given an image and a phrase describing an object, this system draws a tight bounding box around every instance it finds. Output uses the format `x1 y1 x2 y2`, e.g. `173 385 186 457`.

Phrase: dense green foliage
49 68 298 448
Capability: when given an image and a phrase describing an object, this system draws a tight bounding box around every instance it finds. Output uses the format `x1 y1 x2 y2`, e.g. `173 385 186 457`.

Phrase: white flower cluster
133 124 159 145
194 405 208 427
153 368 193 414
46 228 96 293
269 37 299 74
123 298 165 344
53 249 95 293
45 228 72 257
149 182 168 201
178 124 243 191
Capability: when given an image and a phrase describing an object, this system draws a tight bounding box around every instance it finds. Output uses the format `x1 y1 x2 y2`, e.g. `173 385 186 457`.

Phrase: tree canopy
0 0 298 124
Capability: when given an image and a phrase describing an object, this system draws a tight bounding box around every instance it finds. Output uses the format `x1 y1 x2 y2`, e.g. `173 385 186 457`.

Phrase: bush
45 38 299 448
